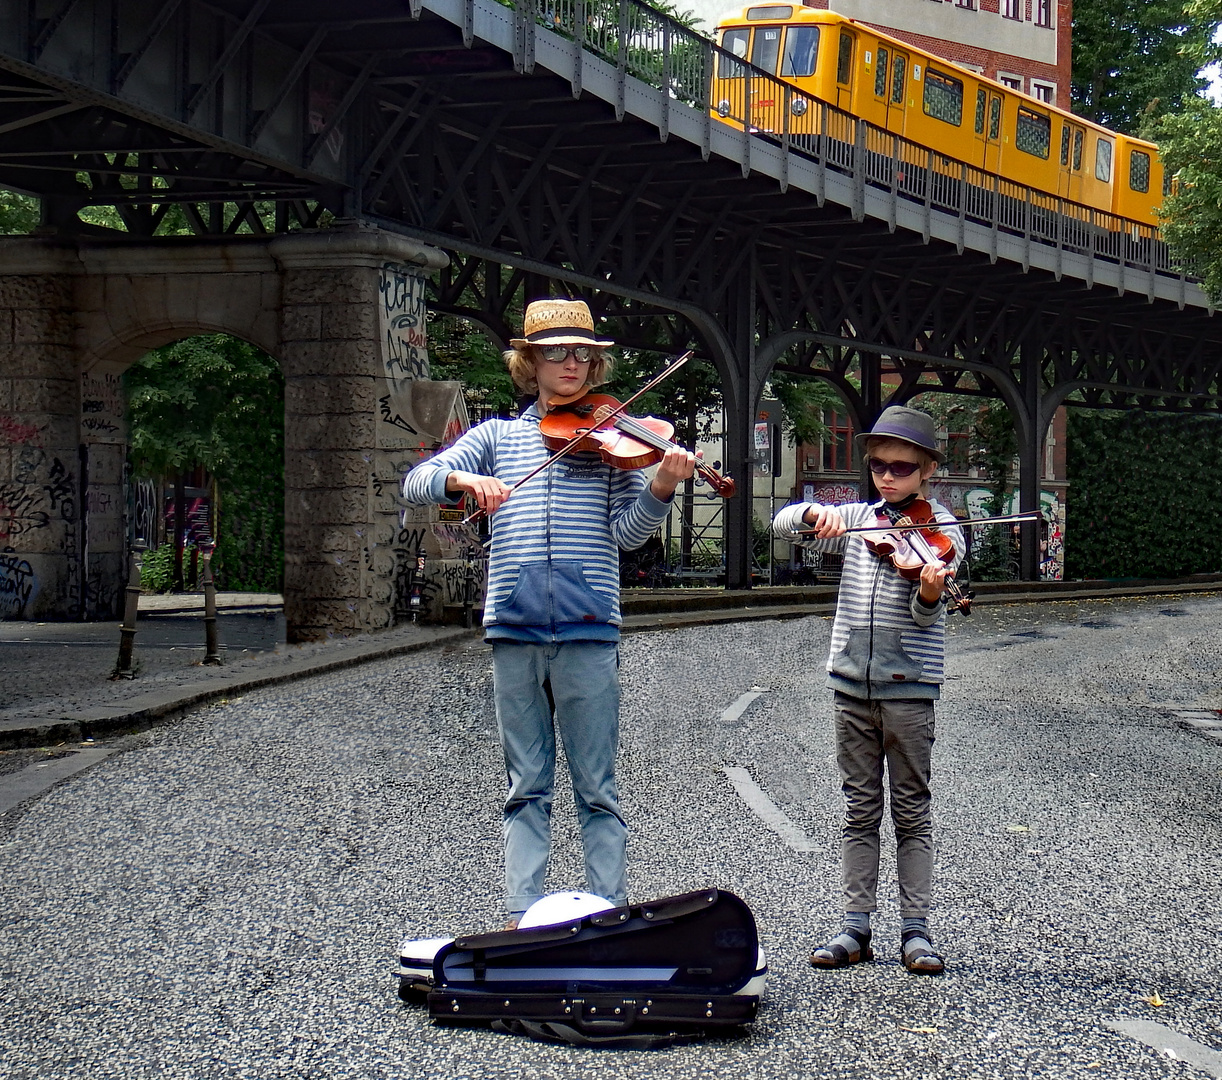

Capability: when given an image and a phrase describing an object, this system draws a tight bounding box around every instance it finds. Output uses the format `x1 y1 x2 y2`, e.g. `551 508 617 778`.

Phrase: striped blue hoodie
402 403 671 643
773 498 965 700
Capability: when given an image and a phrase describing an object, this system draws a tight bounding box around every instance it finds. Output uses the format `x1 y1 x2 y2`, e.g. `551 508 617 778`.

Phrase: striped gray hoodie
773 498 965 700
401 403 670 643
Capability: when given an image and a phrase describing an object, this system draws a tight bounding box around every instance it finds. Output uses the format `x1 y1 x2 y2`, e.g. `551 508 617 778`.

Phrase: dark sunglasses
538 345 593 363
867 456 921 478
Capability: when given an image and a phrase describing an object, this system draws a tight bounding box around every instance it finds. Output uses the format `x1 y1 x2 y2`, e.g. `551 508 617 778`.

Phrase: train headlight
791 97 808 117
717 99 731 118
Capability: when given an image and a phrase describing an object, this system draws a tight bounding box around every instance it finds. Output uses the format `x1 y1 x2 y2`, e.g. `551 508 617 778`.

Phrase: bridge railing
506 0 1197 289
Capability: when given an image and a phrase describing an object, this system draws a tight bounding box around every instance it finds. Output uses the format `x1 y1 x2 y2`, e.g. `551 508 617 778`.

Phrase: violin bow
797 510 1041 538
444 350 695 541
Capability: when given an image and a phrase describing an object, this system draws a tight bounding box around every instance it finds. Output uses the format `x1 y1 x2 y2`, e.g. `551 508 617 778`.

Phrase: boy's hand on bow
447 471 512 515
802 505 846 539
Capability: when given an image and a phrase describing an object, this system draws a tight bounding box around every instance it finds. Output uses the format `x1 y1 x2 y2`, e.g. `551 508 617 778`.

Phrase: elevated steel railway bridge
2 0 1219 602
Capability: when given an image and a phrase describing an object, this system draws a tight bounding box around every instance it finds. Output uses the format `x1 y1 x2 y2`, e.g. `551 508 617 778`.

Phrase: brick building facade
804 0 1072 105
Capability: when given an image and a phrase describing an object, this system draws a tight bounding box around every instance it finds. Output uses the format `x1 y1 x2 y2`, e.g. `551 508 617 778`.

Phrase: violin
539 390 736 498
861 498 973 616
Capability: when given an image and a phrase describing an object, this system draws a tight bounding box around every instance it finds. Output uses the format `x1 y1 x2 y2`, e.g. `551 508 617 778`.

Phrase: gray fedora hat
854 405 945 464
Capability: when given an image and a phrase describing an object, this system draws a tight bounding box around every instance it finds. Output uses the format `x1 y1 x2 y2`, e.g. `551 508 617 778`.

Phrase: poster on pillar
963 488 1065 582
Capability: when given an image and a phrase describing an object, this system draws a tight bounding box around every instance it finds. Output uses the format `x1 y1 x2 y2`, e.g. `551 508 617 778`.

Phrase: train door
972 89 1003 172
885 48 909 132
1058 121 1085 202
835 28 856 110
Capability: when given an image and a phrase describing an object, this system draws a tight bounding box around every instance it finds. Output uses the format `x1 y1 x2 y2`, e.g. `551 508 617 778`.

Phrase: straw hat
854 405 946 463
509 297 615 349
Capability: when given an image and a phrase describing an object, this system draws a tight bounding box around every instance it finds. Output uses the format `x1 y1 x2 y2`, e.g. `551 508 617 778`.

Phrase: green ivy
1065 410 1222 578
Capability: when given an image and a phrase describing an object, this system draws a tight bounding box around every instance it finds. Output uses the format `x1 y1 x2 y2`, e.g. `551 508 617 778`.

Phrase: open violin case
395 888 765 1046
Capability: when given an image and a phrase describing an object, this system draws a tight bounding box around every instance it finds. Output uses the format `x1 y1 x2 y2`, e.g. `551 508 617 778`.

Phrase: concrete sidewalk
2 575 1220 750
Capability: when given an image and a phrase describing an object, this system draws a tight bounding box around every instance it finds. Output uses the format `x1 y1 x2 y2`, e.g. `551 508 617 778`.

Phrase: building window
822 411 855 472
1031 81 1055 104
956 0 976 7
998 73 1022 92
1002 0 1021 19
946 432 971 474
1035 0 1051 26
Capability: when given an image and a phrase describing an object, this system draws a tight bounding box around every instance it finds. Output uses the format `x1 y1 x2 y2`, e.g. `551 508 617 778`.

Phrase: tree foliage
1071 0 1218 133
124 335 285 591
0 189 39 234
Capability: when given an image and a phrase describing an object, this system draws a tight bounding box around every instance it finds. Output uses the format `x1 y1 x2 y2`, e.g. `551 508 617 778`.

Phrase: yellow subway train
712 5 1164 227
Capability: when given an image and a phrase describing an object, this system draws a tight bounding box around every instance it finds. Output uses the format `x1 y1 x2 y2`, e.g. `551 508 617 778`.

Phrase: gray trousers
833 692 935 918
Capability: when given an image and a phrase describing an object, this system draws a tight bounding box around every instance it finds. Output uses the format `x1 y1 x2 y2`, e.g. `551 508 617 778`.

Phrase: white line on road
723 766 817 853
1104 1020 1222 1078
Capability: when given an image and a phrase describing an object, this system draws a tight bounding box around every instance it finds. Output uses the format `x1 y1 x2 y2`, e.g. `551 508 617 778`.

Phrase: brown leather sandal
810 927 874 969
901 928 945 975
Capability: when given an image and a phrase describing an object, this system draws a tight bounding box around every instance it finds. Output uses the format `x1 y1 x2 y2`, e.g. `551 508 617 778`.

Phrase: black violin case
408 888 762 1044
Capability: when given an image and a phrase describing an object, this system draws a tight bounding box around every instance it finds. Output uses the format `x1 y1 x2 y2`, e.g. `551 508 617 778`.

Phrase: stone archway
0 227 458 640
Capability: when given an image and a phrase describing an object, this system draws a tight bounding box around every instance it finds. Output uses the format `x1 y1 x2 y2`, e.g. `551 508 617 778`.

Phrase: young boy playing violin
772 405 965 975
402 298 695 927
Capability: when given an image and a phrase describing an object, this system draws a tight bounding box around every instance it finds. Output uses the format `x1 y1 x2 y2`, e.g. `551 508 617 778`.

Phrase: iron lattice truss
2 0 1219 416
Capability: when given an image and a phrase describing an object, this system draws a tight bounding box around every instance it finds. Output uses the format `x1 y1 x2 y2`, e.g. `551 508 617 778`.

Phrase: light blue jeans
491 641 627 914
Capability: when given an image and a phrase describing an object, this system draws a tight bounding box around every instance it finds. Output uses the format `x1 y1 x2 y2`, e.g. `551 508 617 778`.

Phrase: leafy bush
1066 410 1222 578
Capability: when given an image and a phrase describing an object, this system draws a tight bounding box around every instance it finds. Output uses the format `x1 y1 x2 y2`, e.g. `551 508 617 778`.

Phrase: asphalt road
1 594 1221 1079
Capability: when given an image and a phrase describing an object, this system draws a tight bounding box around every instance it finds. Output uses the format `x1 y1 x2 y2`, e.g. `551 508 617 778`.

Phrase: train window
747 5 793 18
988 96 1001 139
875 47 889 96
719 28 749 79
1072 128 1083 170
1015 106 1051 159
891 54 906 103
1130 149 1151 193
1095 137 1113 182
752 26 782 74
837 32 854 85
1164 170 1174 197
782 26 820 78
923 68 963 126
1059 125 1069 166
974 89 986 134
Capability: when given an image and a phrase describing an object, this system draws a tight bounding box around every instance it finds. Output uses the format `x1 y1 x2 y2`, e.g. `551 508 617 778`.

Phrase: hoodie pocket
495 560 613 627
830 628 925 685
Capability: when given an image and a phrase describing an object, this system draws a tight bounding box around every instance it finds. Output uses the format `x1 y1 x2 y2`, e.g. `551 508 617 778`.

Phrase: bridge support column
723 272 755 590
271 230 450 642
1017 336 1044 582
0 251 86 620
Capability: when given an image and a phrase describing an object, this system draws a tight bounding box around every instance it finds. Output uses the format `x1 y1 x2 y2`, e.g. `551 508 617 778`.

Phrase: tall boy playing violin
772 405 964 975
402 298 695 926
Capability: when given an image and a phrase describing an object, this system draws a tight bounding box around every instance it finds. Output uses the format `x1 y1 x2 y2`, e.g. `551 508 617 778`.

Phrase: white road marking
723 766 817 853
720 689 766 725
1104 1020 1222 1078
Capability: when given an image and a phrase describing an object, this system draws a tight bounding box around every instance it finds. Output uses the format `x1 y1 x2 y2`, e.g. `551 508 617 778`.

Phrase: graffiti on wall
0 552 39 619
803 482 860 505
80 371 126 444
379 262 430 382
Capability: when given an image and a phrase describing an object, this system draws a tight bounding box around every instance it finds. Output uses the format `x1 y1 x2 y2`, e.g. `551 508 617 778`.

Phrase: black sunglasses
538 345 593 363
867 456 922 478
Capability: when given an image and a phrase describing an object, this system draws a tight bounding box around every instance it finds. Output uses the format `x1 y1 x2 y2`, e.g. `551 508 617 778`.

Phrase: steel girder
4 0 1222 586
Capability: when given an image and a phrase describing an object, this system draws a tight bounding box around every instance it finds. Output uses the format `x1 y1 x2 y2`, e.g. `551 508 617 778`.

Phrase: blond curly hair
503 345 614 395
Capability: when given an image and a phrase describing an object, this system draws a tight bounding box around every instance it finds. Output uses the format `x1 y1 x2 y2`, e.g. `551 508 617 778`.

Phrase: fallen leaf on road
899 1026 938 1034
1005 824 1030 833
1144 992 1166 1007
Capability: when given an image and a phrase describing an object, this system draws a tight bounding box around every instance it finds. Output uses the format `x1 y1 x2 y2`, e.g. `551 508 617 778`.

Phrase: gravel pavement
1 594 1221 1079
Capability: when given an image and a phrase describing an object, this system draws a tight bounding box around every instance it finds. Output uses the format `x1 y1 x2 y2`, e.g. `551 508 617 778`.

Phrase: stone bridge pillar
1 228 454 640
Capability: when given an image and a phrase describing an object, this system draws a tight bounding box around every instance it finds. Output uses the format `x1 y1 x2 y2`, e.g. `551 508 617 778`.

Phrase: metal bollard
201 542 222 665
111 538 146 680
